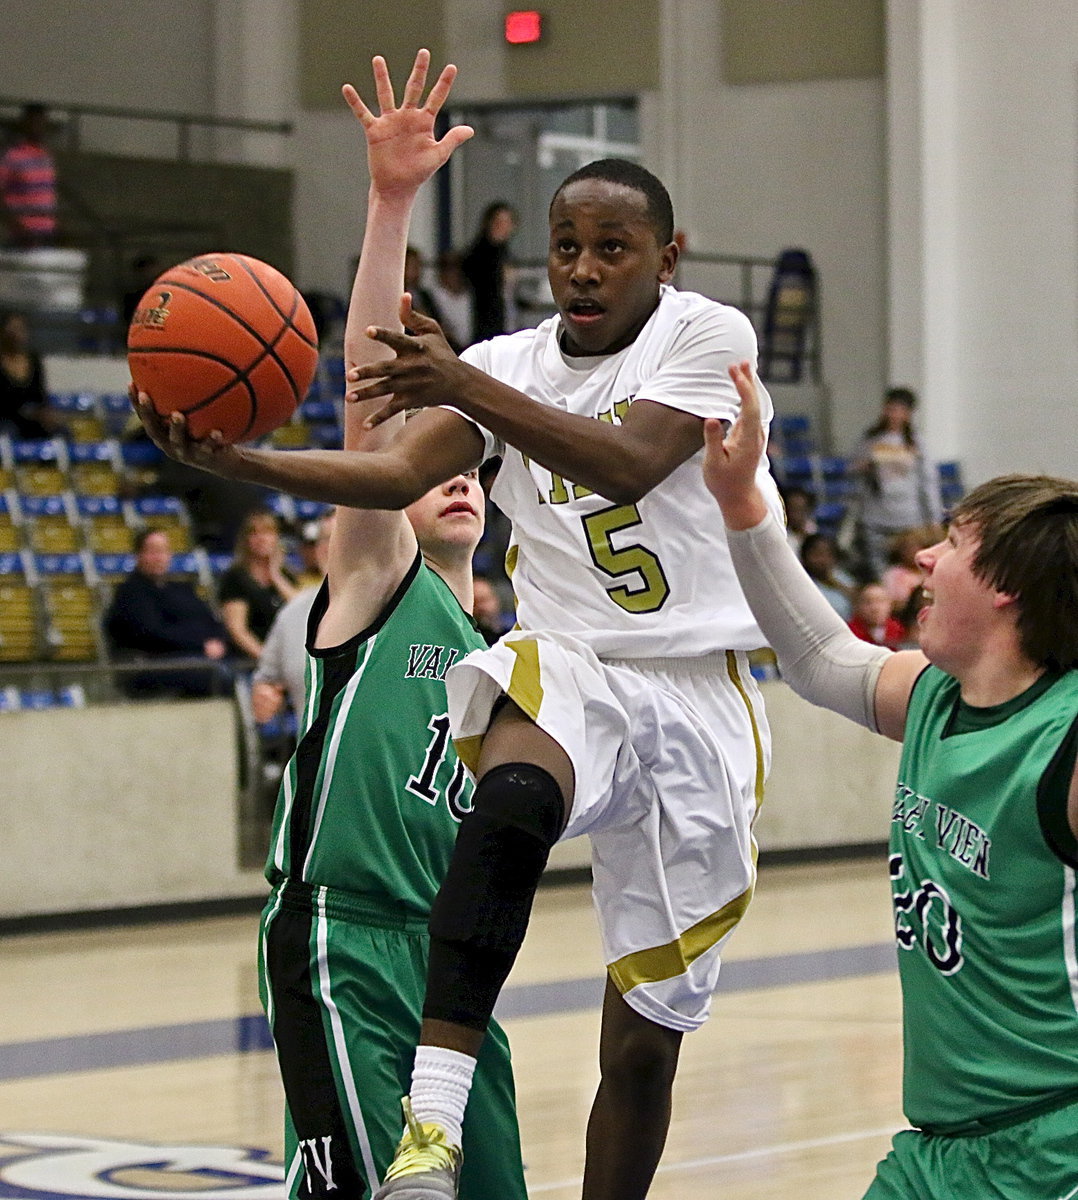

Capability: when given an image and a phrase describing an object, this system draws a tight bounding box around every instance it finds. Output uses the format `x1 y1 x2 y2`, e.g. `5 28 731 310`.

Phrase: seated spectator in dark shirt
105 527 231 697
216 507 297 660
847 581 906 651
801 531 857 620
780 484 817 557
0 308 59 439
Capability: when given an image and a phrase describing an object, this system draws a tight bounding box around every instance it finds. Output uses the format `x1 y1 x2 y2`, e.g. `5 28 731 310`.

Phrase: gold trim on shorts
608 882 755 993
607 650 767 995
451 637 545 774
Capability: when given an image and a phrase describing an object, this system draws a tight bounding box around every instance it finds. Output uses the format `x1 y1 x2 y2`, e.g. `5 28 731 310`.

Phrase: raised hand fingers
728 360 760 426
131 387 169 444
364 398 409 430
439 122 474 155
341 83 375 127
372 54 396 113
400 48 431 108
702 416 727 457
424 62 458 115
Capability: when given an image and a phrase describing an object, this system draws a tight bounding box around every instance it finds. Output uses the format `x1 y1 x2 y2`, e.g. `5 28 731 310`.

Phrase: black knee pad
425 762 565 1030
429 761 564 953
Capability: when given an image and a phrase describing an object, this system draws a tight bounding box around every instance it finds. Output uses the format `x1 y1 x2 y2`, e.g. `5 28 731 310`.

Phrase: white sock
408 1046 476 1150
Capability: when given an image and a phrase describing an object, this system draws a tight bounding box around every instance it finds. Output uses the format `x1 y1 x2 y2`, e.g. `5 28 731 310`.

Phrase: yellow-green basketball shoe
372 1098 461 1200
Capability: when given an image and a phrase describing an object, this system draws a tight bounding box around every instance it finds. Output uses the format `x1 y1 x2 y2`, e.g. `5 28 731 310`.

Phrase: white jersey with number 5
460 285 784 659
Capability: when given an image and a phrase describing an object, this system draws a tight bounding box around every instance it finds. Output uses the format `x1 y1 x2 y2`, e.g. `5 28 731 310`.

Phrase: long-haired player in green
705 361 1078 1200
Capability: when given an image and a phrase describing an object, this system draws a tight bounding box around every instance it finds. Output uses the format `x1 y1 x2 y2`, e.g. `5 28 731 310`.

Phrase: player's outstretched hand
345 294 470 426
342 49 473 198
129 384 239 476
702 361 770 531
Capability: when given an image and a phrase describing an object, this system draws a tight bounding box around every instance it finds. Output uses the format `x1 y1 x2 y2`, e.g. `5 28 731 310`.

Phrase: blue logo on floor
0 1135 285 1199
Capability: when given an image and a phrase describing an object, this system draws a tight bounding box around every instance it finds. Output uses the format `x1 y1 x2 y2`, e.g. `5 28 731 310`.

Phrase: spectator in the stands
897 583 927 648
403 244 445 328
427 248 474 353
847 581 906 651
781 484 817 557
471 571 512 646
0 103 58 248
217 508 297 660
292 518 328 590
462 200 517 342
801 531 857 621
880 525 937 612
251 513 333 723
121 254 163 327
0 308 59 439
104 527 230 698
853 386 942 579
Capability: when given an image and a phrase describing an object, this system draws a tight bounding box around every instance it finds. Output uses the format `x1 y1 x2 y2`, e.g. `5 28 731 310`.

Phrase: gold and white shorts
446 629 770 1033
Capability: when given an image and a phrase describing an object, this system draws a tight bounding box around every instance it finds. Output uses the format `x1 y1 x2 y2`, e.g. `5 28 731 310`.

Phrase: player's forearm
725 510 889 731
342 190 415 451
344 190 414 372
716 483 771 532
450 371 664 504
226 443 426 510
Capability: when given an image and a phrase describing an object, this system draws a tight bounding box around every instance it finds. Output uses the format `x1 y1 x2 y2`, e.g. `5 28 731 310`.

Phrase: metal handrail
0 96 292 163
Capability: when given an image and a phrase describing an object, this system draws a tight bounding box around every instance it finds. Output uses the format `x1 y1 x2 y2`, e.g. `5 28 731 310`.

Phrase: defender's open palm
342 50 473 197
702 361 769 530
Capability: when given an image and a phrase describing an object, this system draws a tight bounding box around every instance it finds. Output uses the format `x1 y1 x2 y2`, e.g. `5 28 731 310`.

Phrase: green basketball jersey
890 665 1078 1132
265 552 486 916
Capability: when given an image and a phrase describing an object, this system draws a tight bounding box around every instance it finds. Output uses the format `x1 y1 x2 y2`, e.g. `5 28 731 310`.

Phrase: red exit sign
505 10 542 43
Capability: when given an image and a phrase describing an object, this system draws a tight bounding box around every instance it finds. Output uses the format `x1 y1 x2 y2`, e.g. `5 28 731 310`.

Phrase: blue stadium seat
101 392 136 436
266 494 295 521
814 501 847 536
818 456 858 500
776 413 815 455
775 454 816 491
34 552 89 579
133 495 183 518
21 494 80 554
300 399 339 423
120 440 164 467
93 552 136 581
0 549 29 578
68 440 123 495
293 499 332 522
13 438 68 495
47 392 106 442
76 494 124 518
937 460 965 507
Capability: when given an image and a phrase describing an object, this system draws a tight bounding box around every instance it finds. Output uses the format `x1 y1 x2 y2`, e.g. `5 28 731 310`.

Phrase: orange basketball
127 253 319 444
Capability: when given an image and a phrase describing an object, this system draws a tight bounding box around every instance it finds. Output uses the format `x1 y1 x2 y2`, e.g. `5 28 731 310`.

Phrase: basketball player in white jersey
137 50 784 1200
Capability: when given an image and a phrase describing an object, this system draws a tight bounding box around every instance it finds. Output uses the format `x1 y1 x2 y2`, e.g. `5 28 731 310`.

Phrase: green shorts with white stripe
259 879 527 1200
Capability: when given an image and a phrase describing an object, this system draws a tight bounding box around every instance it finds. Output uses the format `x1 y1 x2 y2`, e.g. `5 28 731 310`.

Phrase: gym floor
0 857 903 1200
